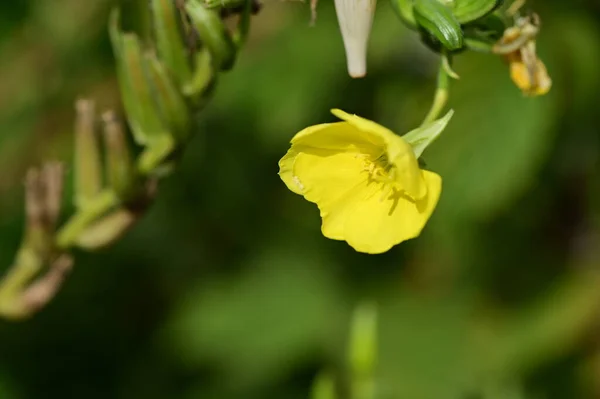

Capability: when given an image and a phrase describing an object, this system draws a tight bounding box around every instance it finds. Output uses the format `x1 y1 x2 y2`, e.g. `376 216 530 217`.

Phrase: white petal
334 0 377 78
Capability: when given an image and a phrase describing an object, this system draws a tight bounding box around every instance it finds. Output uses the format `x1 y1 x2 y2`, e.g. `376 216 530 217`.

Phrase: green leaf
404 110 454 159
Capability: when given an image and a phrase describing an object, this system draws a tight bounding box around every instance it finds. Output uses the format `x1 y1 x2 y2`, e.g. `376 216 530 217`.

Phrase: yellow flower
279 109 448 254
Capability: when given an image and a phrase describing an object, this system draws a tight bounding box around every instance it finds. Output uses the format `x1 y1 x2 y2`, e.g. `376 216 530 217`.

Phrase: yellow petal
291 122 380 155
331 108 426 199
293 149 368 240
278 148 303 195
343 170 442 254
330 109 397 145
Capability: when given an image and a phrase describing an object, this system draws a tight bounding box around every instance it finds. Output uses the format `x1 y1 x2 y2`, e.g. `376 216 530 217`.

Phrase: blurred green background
2 0 600 398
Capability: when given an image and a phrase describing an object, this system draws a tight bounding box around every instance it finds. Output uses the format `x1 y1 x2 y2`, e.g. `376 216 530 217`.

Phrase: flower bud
334 0 377 78
413 0 463 51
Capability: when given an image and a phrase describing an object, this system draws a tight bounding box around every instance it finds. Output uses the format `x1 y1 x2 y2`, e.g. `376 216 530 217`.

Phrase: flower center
359 152 401 202
364 153 395 182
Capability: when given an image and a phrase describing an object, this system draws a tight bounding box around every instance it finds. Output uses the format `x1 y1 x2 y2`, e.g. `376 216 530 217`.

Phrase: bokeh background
1 0 600 398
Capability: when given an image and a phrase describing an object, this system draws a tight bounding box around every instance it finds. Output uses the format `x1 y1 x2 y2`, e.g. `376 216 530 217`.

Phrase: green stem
233 0 252 48
422 55 451 125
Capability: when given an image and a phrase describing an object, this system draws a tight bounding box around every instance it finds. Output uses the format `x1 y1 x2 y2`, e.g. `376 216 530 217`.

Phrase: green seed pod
452 0 504 24
144 52 192 142
74 99 102 210
185 0 236 71
109 11 171 147
101 112 134 197
413 0 463 51
151 0 193 88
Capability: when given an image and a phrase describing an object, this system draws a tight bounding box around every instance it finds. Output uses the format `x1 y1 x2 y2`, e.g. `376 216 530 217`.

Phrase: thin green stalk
422 55 451 125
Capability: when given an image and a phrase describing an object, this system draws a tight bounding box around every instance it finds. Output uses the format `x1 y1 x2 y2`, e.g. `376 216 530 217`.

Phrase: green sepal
414 0 464 51
185 0 237 71
403 109 454 158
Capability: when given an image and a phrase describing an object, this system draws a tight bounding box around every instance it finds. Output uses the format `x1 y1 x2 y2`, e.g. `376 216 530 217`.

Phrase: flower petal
293 149 368 240
278 148 303 195
291 121 381 154
331 109 398 145
343 170 442 254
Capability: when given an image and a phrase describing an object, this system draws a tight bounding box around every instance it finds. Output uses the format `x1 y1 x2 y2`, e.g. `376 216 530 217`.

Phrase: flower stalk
422 54 453 126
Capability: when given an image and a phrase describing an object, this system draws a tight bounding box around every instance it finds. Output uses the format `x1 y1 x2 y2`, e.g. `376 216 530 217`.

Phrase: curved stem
422 55 451 125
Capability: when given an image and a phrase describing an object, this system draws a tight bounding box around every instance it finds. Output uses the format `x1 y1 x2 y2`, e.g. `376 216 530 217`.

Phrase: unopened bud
334 0 377 78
